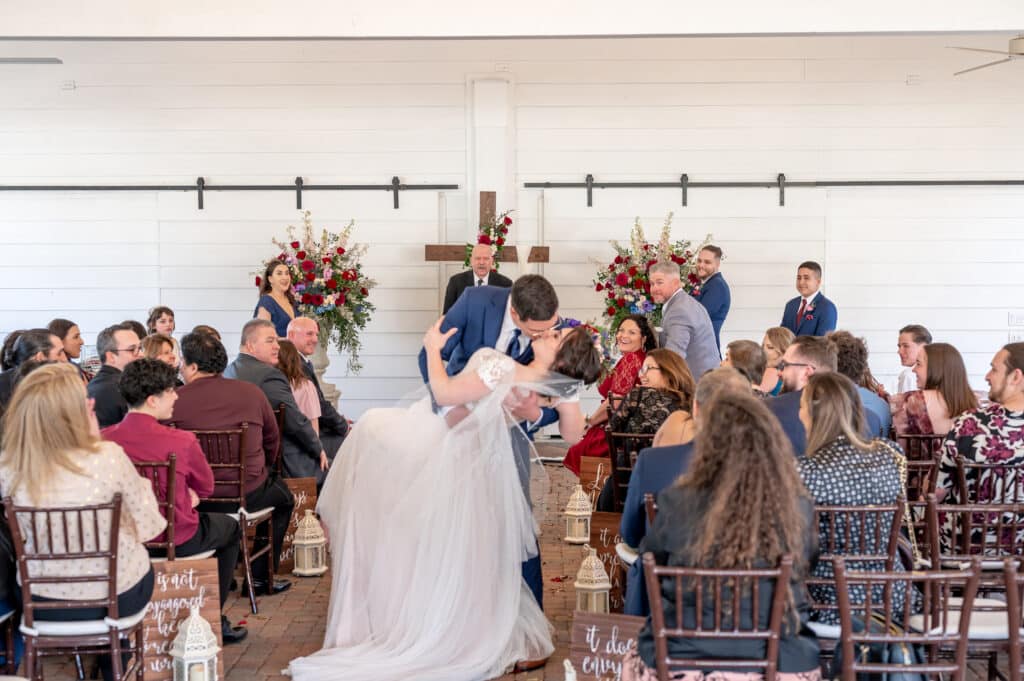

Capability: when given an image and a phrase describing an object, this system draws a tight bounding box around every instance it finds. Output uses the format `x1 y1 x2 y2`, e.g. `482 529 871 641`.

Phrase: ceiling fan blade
954 57 1013 76
948 46 1012 55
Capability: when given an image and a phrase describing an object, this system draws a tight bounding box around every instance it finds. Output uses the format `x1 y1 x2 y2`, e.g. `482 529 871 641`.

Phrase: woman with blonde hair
761 326 795 396
0 363 165 681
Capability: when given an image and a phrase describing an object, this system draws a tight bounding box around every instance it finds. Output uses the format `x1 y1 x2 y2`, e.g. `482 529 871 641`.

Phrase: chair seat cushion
908 597 1010 639
227 507 273 523
806 620 842 639
21 607 147 637
151 549 216 563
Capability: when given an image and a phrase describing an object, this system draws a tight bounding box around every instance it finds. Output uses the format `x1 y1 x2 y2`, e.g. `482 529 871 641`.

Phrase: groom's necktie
505 329 525 361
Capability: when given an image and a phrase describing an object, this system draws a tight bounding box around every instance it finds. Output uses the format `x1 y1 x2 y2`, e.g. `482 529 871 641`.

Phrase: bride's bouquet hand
423 317 457 353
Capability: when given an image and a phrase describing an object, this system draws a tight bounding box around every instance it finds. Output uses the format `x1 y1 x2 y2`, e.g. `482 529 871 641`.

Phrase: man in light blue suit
692 245 731 349
649 261 720 379
417 274 560 613
781 260 838 337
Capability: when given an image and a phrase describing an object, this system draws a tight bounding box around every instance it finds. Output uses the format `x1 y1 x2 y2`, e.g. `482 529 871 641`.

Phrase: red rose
478 234 492 245
305 272 315 282
634 279 644 288
254 276 261 287
360 287 368 296
608 264 615 271
296 250 307 260
501 227 509 234
337 294 346 305
301 260 315 272
326 279 338 290
643 244 650 250
607 306 616 316
336 247 346 255
503 216 512 226
615 273 629 286
614 256 623 265
688 273 700 284
616 297 626 307
290 241 300 249
646 259 656 269
277 253 286 261
670 254 683 264
347 270 358 280
628 266 638 276
496 237 505 246
595 283 604 292
322 257 332 264
313 294 324 306
607 290 615 298
301 293 313 304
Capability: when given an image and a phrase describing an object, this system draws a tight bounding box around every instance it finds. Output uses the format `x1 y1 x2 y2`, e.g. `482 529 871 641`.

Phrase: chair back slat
927 494 1024 566
834 556 980 681
896 433 946 461
642 552 793 681
956 458 1024 505
605 431 655 512
3 494 123 628
1004 559 1024 681
643 493 658 527
190 424 249 508
133 454 177 560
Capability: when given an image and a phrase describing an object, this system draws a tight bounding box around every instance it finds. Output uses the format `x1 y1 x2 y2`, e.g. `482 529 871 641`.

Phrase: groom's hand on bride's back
505 389 542 422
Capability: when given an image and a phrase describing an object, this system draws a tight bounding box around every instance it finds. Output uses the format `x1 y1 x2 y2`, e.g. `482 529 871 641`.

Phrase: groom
418 274 560 611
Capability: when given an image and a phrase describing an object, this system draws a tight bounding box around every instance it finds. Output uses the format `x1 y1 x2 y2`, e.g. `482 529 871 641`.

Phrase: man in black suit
442 243 513 313
224 319 328 484
286 317 350 458
87 322 142 428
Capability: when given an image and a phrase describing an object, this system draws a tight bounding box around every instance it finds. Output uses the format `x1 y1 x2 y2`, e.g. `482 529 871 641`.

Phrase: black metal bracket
295 176 303 209
777 173 786 207
585 173 594 207
196 176 204 210
681 174 688 207
391 176 401 209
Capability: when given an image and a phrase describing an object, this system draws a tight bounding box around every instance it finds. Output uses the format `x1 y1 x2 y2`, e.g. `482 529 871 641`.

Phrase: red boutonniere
804 314 814 321
691 287 701 297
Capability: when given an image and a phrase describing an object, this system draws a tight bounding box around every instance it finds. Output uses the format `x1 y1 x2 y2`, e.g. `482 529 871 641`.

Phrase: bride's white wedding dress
289 348 557 681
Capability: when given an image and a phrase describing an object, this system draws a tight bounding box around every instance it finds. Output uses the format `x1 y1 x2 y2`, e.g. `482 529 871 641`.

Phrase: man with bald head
442 243 513 314
286 317 350 457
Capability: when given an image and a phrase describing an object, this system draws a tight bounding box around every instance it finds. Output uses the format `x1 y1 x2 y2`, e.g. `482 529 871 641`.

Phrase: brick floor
36 441 1003 681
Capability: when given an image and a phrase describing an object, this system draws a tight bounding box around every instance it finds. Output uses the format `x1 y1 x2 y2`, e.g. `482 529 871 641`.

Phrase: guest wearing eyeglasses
87 322 143 428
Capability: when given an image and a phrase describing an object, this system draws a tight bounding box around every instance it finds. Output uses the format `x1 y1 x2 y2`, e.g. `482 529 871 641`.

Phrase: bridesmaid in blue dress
254 261 299 337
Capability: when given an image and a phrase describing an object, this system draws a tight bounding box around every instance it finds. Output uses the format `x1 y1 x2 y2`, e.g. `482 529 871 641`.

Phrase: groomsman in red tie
781 261 838 337
441 243 513 313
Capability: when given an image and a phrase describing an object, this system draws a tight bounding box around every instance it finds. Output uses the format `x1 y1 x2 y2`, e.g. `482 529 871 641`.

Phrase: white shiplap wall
1 35 1023 416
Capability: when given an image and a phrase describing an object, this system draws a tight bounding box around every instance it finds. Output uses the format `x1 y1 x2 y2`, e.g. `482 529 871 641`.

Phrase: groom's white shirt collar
496 296 529 356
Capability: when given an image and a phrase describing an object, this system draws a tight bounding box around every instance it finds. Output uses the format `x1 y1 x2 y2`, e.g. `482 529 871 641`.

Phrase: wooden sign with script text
590 511 626 612
570 611 645 681
579 456 611 508
277 477 318 574
141 558 223 681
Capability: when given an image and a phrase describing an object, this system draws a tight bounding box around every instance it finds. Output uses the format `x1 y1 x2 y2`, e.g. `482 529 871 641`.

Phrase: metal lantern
574 544 611 614
293 509 329 577
171 605 220 681
563 484 592 544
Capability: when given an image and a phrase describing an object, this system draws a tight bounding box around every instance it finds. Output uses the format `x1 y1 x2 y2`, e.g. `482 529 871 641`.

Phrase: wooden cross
424 190 549 264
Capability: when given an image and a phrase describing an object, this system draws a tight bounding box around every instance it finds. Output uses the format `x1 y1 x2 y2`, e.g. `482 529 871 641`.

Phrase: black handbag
832 615 927 681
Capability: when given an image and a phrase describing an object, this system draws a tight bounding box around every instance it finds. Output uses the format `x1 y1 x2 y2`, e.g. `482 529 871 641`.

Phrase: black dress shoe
221 616 248 644
246 578 292 595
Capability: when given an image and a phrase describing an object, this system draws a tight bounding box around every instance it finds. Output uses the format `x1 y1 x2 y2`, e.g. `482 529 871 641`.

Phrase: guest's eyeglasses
638 365 661 376
776 360 810 371
113 345 143 355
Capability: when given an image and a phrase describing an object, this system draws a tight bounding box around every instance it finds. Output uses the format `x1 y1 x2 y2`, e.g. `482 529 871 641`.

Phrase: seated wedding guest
102 359 247 643
891 342 977 437
121 320 148 344
781 260 837 337
442 243 513 314
88 322 142 428
895 324 932 395
622 367 751 617
829 330 891 437
286 317 351 457
0 328 64 413
0 363 165 681
191 324 222 340
0 331 24 371
170 331 293 597
277 340 321 434
797 372 913 626
141 333 181 374
622 349 695 448
761 326 795 396
622 391 820 681
48 318 91 381
562 314 655 475
225 320 328 483
255 260 298 337
691 245 731 349
146 305 181 358
722 339 768 396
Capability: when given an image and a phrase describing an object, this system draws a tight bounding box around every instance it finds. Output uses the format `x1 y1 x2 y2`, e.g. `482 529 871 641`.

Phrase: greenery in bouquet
258 211 377 373
593 212 711 340
464 209 513 270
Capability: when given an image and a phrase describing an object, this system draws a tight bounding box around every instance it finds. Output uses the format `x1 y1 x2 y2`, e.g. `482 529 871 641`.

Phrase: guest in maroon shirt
102 358 248 644
169 331 295 597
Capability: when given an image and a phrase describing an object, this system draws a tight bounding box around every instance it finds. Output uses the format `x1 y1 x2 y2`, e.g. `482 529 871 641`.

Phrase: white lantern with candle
293 509 329 576
563 484 592 544
171 605 220 681
574 545 611 613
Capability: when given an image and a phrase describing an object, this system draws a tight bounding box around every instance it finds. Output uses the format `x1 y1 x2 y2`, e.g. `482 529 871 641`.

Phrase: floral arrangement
256 211 377 373
464 209 513 269
592 213 711 332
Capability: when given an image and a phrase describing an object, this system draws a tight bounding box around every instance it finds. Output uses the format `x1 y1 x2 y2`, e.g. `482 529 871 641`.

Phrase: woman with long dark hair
254 260 299 337
890 342 978 436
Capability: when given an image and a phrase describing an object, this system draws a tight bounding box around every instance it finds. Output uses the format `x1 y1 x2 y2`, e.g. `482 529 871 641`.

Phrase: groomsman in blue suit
692 245 731 349
417 274 560 614
781 260 838 337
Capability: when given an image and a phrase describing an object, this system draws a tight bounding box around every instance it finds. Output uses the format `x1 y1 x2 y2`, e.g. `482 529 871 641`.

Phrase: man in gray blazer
224 319 329 484
649 261 721 379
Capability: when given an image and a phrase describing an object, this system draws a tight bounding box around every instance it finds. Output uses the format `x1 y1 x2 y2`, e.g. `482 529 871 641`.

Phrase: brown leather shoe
513 656 550 673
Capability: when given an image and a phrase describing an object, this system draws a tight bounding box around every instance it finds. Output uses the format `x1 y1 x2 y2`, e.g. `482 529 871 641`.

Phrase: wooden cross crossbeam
423 190 549 264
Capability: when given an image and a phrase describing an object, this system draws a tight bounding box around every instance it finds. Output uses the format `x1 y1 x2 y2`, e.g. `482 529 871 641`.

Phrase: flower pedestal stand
312 341 340 409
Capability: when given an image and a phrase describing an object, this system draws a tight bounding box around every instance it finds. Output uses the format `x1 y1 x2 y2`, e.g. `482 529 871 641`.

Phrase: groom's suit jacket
417 285 533 381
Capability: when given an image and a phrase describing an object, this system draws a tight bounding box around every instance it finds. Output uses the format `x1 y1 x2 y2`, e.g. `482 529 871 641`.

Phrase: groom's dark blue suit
417 286 545 607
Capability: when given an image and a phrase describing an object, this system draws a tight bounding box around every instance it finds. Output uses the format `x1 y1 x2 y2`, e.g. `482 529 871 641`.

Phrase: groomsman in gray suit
649 261 720 378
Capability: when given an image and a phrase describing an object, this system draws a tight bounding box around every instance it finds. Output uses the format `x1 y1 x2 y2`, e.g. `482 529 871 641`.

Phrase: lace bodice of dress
467 347 518 391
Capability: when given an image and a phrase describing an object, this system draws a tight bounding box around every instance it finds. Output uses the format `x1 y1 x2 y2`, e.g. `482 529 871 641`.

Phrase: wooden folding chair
133 455 215 564
605 431 654 513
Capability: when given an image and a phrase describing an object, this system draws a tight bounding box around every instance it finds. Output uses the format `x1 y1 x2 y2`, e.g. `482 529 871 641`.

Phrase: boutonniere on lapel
804 304 815 321
690 286 701 297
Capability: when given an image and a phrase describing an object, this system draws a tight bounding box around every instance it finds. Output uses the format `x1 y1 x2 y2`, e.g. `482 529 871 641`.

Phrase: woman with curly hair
623 391 820 681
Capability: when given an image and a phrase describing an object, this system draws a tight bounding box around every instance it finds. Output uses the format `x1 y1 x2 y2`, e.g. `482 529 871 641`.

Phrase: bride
288 319 602 681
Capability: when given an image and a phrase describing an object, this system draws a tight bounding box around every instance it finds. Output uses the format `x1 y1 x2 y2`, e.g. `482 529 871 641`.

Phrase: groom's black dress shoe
221 616 248 644
245 578 292 595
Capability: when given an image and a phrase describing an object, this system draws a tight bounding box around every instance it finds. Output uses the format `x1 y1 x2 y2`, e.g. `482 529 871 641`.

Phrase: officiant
442 243 513 313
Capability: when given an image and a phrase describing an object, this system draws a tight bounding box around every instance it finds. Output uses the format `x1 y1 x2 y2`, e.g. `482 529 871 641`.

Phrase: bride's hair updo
551 328 603 385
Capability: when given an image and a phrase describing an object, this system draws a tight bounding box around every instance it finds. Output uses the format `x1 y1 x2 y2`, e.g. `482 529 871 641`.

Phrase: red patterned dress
562 349 645 475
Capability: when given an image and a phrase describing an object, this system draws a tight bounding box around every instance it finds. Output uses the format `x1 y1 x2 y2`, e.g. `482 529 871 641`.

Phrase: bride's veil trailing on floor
288 353 577 681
